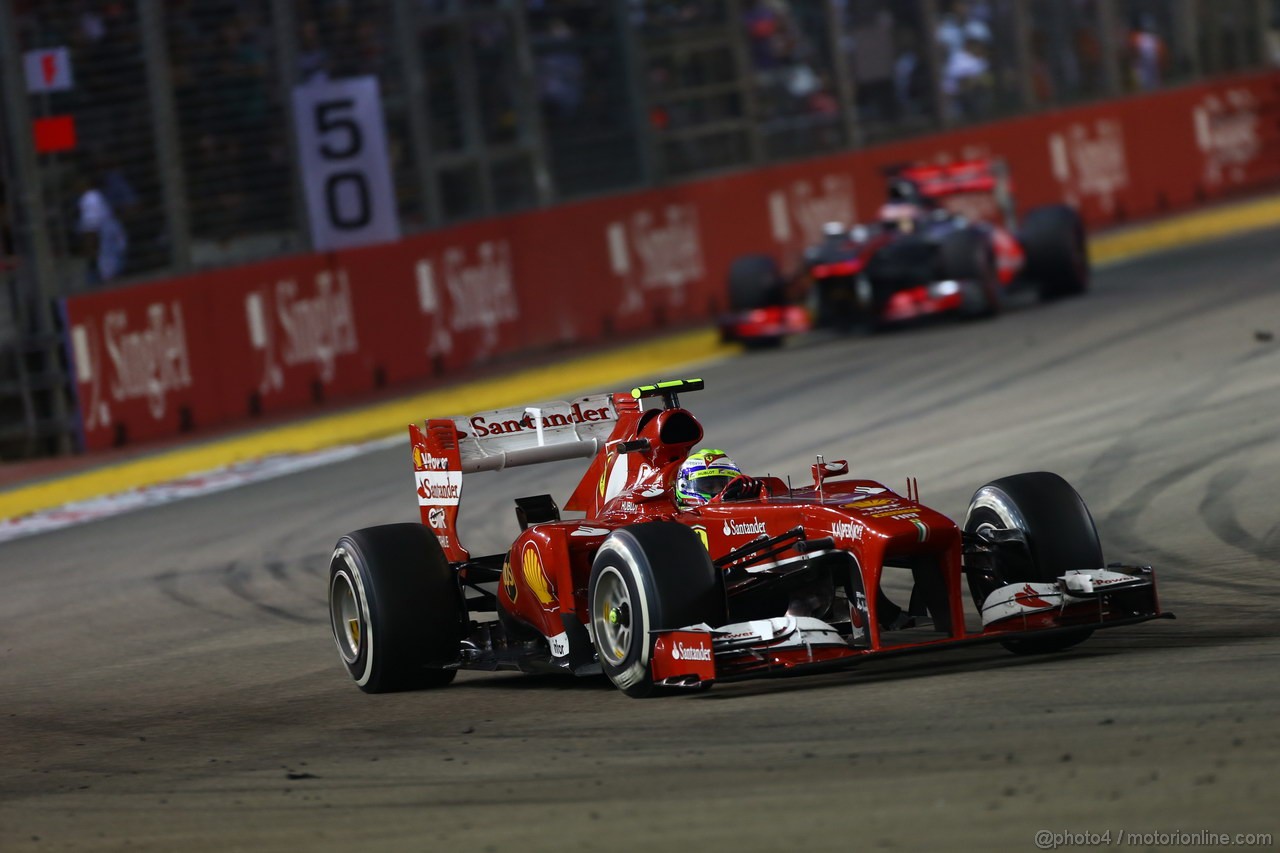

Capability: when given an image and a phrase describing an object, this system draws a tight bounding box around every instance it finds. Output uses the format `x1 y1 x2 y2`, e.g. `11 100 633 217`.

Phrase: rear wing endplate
408 393 622 562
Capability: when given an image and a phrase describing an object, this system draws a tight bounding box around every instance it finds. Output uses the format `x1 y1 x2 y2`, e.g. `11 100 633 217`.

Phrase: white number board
292 76 401 251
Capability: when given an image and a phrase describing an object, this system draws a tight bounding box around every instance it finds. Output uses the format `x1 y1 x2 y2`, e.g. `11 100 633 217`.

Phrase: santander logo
723 518 766 537
671 640 712 662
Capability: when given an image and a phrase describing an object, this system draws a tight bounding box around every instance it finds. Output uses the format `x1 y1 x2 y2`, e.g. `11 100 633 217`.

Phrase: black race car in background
720 159 1089 346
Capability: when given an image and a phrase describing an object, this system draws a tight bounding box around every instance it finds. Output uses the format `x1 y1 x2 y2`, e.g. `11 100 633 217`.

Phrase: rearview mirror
811 459 849 485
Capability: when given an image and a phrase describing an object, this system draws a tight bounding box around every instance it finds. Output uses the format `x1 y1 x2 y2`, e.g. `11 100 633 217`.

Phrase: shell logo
501 559 517 602
412 446 424 469
522 543 556 606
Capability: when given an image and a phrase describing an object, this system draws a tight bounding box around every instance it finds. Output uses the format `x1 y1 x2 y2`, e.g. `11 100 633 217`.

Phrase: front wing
648 565 1169 688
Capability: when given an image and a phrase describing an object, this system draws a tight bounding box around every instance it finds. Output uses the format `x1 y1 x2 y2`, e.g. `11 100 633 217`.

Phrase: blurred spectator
73 170 128 287
1124 14 1167 90
942 35 994 120
297 19 330 81
937 1 991 59
893 30 930 118
536 18 585 120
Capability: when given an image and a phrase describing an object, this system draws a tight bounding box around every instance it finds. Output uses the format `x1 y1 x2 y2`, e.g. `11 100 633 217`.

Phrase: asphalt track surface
3 231 1280 852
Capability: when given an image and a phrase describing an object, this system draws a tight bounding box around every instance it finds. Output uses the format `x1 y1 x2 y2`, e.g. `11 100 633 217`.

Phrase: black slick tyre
727 254 786 311
939 228 1000 318
588 522 727 698
963 472 1100 654
328 523 465 693
1019 204 1089 299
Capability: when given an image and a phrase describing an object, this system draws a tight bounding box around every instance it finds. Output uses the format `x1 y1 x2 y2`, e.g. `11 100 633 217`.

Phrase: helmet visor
685 471 737 502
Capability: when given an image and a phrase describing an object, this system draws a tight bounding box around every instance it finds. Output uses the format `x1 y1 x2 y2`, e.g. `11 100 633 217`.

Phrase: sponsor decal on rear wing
892 159 1008 198
448 394 618 473
407 393 619 562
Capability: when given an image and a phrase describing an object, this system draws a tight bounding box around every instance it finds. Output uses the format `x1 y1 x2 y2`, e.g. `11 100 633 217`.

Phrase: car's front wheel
1019 204 1089 299
589 522 726 697
963 472 1100 654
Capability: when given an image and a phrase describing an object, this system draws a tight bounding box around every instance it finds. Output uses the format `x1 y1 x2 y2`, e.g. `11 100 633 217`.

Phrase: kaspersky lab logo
671 640 712 662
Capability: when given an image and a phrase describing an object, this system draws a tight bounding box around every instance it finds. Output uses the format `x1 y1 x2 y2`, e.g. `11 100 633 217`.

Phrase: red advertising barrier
61 71 1280 451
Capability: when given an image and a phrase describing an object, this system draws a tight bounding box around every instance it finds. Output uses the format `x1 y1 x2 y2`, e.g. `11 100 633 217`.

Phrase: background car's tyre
963 472 1100 654
589 522 727 697
1019 204 1089 299
328 523 465 693
727 254 786 311
939 228 1000 318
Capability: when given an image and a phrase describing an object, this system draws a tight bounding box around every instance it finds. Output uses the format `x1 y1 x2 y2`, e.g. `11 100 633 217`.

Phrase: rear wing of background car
887 159 1016 227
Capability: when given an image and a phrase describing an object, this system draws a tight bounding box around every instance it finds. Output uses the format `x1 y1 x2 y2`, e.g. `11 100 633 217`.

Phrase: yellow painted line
1089 194 1280 266
6 191 1280 523
0 328 734 521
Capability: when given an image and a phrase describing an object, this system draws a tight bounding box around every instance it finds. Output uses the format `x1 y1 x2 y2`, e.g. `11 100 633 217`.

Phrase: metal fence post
823 0 861 149
509 5 555 206
390 0 440 227
1095 0 1124 95
920 0 951 128
613 0 657 185
726 0 765 165
0 0 73 452
1174 0 1203 79
1009 0 1038 110
137 0 192 271
1252 0 1272 71
0 1 62 316
269 0 311 252
454 18 495 216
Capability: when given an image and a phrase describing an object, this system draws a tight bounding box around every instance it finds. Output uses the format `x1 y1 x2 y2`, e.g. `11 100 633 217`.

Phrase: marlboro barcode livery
327 379 1168 698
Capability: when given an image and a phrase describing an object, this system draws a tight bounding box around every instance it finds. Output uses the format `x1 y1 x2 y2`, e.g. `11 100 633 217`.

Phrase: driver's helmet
887 177 924 204
877 201 925 233
676 449 742 507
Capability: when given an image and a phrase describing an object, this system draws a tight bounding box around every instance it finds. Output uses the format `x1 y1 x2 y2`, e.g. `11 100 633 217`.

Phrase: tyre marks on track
1199 467 1280 568
151 553 329 626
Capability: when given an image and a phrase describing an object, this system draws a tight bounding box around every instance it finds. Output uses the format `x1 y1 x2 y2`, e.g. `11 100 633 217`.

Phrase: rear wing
407 393 636 561
437 394 620 474
889 159 1007 198
888 159 1015 227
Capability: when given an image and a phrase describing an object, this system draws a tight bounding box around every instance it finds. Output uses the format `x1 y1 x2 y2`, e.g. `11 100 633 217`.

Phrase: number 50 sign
292 77 401 251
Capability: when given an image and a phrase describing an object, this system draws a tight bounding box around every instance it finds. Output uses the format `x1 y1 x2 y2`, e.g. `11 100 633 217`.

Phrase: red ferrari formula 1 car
720 159 1089 346
328 379 1167 698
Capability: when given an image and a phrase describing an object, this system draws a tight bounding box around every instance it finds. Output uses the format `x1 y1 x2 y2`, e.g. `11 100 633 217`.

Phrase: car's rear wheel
963 472 1100 654
329 524 465 692
589 522 727 697
1019 204 1089 299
